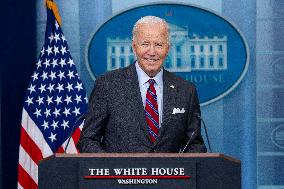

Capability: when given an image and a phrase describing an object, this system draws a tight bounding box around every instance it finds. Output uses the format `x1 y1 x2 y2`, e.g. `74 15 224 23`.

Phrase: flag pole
45 0 62 26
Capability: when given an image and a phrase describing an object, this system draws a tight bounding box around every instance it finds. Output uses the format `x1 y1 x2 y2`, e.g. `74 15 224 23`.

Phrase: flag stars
31 72 39 81
53 46 59 55
75 94 82 104
40 47 45 56
48 132 57 142
55 21 59 29
51 120 59 130
67 59 75 67
44 108 51 118
63 108 71 117
38 84 46 93
36 96 44 105
49 71 57 81
36 59 42 69
66 82 73 92
75 82 83 91
46 96 53 105
41 120 49 130
51 58 58 68
46 45 53 55
67 70 75 79
64 95 72 105
59 58 66 67
73 107 80 116
47 84 55 93
43 58 50 68
54 33 60 43
53 108 61 117
25 96 33 106
56 83 64 93
41 71 49 81
54 96 62 105
60 46 67 55
34 108 42 118
61 120 69 130
57 71 65 80
61 34 66 43
27 84 36 94
22 12 89 152
48 33 54 43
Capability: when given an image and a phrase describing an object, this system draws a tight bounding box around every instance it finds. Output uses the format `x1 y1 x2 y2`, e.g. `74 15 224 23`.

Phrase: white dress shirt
135 62 163 126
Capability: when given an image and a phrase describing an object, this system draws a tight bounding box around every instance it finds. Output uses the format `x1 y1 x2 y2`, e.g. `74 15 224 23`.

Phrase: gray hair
132 16 169 42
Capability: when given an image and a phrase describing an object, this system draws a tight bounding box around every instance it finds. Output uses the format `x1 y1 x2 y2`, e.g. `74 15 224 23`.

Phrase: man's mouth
144 58 159 63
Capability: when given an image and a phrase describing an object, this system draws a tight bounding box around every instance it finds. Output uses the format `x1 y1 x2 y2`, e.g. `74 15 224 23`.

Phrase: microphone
179 126 198 153
179 113 212 153
195 114 212 152
64 114 86 152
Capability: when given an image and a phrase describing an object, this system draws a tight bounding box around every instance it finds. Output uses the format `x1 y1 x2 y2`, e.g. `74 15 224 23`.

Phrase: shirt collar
135 61 163 87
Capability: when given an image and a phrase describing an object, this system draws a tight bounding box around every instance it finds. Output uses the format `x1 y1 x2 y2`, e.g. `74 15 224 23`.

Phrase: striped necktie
145 79 159 143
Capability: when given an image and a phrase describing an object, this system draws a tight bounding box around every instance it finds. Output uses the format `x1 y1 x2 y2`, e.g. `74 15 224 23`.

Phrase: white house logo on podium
86 3 249 106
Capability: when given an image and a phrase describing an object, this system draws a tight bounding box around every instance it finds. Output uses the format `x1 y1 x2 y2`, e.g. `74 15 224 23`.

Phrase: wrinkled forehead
134 22 169 42
136 22 168 32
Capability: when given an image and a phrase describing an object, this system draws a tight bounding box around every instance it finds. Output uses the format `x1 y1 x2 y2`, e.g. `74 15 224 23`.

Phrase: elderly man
77 16 206 153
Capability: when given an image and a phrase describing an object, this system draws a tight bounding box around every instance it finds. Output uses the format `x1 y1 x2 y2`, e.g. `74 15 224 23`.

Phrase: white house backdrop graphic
106 23 228 73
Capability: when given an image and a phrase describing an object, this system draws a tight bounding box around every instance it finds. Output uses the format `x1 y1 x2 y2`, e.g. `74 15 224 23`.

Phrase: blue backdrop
1 0 284 188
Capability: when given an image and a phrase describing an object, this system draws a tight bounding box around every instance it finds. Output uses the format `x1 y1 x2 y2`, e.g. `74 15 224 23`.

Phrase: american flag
17 7 88 189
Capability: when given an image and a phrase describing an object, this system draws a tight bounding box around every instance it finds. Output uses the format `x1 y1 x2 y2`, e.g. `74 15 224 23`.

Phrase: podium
39 153 241 189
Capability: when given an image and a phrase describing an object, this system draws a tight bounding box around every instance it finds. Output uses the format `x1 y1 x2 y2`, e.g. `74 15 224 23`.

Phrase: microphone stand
179 114 212 153
64 114 86 152
199 117 212 152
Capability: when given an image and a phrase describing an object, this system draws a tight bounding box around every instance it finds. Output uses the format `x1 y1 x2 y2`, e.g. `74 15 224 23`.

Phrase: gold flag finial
45 0 62 26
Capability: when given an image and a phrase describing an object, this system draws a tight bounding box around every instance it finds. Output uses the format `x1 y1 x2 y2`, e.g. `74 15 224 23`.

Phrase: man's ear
166 42 170 54
132 40 137 56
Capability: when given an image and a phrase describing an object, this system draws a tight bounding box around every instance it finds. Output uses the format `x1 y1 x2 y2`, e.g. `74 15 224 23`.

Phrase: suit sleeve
77 76 108 152
184 85 207 153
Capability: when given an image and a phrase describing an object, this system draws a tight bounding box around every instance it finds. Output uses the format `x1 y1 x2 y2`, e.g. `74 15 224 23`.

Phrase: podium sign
79 158 196 188
39 153 240 189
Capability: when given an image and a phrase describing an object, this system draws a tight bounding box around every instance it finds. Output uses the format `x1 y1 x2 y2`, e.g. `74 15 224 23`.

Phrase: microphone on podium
179 113 212 153
64 114 86 152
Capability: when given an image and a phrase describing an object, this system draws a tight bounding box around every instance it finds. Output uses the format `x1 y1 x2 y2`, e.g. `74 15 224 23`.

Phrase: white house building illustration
106 23 227 72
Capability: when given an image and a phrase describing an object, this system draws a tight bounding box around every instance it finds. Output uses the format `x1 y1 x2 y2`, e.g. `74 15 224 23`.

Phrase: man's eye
156 43 163 47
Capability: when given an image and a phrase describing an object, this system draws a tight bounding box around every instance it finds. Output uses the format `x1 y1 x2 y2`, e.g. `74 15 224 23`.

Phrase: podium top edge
48 153 240 164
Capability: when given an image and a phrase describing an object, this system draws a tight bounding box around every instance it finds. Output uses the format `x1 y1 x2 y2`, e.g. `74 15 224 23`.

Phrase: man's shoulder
96 64 134 83
164 69 195 89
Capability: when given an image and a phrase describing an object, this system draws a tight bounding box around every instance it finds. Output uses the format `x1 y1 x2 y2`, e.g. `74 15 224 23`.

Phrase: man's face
132 23 169 77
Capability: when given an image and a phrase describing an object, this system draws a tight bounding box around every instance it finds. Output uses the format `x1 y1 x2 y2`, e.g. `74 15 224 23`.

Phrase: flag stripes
18 164 38 189
17 5 88 189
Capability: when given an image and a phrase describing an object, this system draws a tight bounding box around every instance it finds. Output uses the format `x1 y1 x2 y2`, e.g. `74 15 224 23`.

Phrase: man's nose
147 44 156 55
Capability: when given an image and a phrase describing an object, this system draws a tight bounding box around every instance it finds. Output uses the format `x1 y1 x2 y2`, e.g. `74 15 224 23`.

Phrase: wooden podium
39 153 241 189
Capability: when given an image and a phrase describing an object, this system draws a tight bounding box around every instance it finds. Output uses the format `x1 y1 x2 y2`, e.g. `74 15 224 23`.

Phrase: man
77 16 206 153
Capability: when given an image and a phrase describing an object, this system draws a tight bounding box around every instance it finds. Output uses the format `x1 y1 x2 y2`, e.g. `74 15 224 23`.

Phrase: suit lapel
125 64 152 146
156 70 177 145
